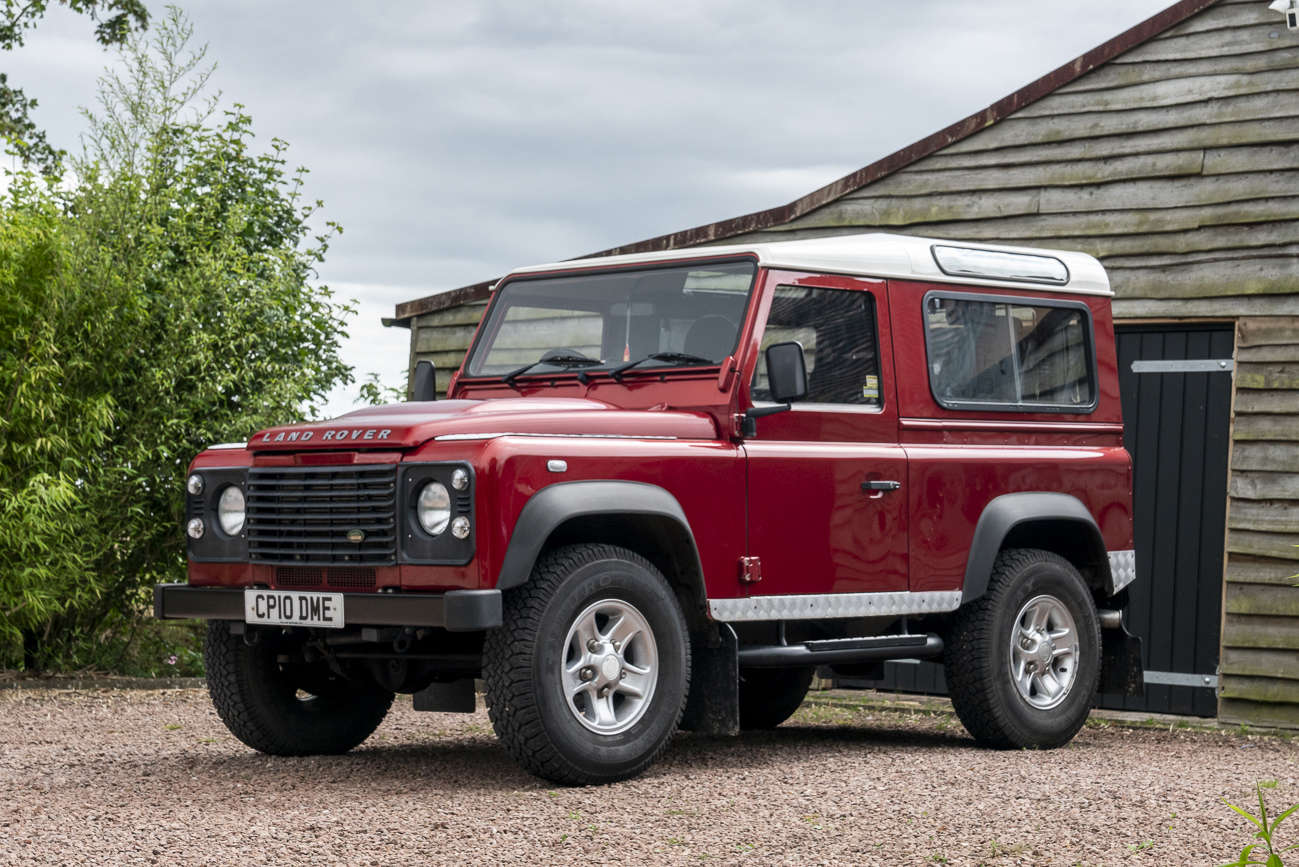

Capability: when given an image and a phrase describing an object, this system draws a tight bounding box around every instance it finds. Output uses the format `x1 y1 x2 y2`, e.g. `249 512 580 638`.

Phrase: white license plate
245 589 345 629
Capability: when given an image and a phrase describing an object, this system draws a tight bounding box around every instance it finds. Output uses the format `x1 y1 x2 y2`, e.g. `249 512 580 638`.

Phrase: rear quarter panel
887 279 1133 593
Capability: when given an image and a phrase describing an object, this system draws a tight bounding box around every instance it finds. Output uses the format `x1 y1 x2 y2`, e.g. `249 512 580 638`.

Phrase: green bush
0 10 353 674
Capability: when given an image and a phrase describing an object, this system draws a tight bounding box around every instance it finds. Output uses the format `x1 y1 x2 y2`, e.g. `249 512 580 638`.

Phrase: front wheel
484 544 691 786
204 620 394 756
944 548 1100 749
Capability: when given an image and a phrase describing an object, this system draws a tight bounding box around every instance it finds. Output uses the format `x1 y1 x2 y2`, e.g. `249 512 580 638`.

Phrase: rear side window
752 286 881 406
924 292 1096 412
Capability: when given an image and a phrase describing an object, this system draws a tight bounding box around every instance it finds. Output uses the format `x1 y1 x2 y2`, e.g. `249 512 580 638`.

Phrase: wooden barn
386 0 1299 727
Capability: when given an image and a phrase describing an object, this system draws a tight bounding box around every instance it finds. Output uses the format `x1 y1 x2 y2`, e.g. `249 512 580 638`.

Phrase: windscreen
465 261 758 378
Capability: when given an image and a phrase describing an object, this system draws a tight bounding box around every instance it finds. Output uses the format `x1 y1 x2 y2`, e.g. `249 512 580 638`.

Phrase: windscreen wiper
609 352 715 382
502 355 603 389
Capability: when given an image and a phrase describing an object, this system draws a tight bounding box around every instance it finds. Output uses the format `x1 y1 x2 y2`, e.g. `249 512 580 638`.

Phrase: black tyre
944 548 1101 749
738 667 815 730
484 544 691 786
204 620 394 756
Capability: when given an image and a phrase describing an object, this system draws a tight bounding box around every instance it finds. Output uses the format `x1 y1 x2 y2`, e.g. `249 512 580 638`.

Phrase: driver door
743 273 907 598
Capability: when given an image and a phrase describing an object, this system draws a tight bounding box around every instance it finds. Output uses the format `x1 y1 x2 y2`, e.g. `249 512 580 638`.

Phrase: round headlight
217 486 246 536
186 518 204 539
417 481 451 535
186 474 204 495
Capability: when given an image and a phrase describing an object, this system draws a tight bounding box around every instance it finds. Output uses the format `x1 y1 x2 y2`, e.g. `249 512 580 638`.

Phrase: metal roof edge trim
505 233 1114 297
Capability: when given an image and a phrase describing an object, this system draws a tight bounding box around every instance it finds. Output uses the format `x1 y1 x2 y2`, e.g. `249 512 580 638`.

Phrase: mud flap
1099 622 1144 697
679 623 740 736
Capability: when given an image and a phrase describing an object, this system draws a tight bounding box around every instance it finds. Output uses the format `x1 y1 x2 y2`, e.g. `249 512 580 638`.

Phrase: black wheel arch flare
961 492 1114 604
495 481 708 627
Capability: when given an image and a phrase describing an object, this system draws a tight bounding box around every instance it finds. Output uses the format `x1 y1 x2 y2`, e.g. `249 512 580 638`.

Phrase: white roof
507 232 1112 297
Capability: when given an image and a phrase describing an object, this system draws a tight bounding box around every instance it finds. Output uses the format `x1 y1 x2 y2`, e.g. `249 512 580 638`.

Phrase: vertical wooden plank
1130 331 1168 711
1196 328 1235 716
1147 330 1193 715
1168 330 1211 716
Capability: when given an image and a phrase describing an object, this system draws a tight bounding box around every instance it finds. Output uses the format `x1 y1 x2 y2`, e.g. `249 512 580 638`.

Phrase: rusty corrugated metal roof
392 0 1219 324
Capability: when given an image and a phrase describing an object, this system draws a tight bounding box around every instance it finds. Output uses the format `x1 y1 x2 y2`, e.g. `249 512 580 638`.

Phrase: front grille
248 466 398 565
276 566 323 587
325 567 376 588
273 566 377 588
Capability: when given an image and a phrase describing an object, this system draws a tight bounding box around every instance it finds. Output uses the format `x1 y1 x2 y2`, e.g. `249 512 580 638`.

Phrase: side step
737 633 944 668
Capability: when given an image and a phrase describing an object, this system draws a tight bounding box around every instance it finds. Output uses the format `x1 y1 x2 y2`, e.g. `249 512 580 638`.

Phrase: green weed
1128 840 1155 852
988 838 1026 858
1221 781 1299 866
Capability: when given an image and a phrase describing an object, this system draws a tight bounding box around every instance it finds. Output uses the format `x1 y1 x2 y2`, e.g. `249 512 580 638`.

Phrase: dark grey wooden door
837 325 1233 719
1096 324 1234 717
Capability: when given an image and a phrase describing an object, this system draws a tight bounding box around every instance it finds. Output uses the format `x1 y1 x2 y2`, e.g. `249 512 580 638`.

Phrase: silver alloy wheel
1008 594 1080 710
561 598 659 735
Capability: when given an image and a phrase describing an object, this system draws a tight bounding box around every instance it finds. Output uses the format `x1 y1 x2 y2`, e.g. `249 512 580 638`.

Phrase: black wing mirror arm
741 403 791 437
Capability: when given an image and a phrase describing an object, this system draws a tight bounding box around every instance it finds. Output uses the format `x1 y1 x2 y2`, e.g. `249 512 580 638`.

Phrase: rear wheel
204 620 394 756
944 548 1100 749
738 667 815 730
484 544 690 786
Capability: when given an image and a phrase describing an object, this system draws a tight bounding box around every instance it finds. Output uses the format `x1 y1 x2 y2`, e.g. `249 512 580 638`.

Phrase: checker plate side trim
708 590 963 622
1109 549 1136 593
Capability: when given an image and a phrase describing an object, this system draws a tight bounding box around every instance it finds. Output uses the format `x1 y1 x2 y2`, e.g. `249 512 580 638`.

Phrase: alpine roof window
924 291 1097 413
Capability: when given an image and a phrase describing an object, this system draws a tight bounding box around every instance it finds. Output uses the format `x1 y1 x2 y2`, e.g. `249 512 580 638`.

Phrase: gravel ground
1 688 1295 866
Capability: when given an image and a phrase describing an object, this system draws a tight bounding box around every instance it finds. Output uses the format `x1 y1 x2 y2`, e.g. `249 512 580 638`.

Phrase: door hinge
739 556 762 584
731 413 746 440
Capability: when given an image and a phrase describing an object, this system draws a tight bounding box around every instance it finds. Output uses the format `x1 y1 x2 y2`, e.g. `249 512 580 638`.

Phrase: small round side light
187 518 205 539
187 474 204 496
451 516 471 539
451 468 469 491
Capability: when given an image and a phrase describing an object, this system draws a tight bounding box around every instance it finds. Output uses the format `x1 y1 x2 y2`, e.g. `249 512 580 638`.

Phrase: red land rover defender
156 233 1142 785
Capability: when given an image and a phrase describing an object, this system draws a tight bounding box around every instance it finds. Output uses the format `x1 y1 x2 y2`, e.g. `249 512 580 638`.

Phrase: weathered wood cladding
406 300 488 398
710 1 1299 726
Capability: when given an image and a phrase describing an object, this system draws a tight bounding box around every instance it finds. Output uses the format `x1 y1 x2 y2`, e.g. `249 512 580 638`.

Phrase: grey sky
8 0 1173 416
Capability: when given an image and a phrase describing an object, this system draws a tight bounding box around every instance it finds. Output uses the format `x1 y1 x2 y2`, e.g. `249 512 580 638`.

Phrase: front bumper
153 584 502 632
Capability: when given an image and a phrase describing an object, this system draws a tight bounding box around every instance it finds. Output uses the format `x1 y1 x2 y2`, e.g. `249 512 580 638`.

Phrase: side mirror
410 359 437 402
765 342 808 403
742 341 807 437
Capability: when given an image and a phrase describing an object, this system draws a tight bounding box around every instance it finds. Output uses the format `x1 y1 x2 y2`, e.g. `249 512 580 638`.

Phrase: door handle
862 480 901 499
